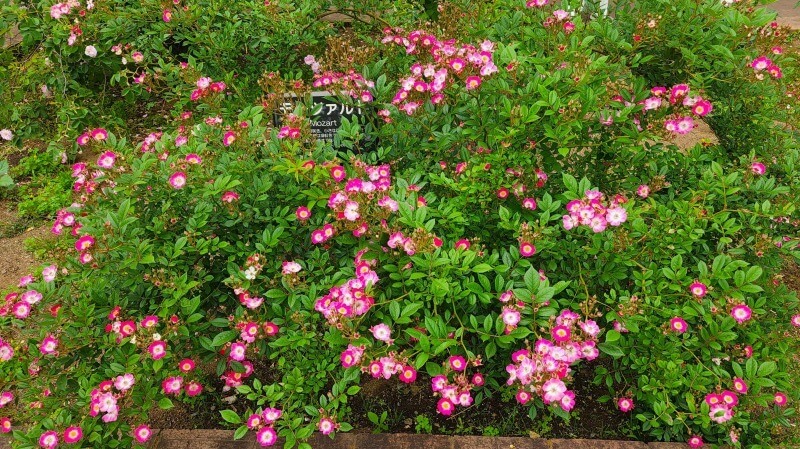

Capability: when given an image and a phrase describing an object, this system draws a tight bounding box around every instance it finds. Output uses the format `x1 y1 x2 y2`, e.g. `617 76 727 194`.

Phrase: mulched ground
345 358 633 438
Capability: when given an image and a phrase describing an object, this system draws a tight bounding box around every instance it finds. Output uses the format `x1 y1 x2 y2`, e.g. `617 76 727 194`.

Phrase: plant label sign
275 91 366 143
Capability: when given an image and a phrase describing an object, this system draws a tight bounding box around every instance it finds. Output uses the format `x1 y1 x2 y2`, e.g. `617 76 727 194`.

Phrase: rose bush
2 0 800 448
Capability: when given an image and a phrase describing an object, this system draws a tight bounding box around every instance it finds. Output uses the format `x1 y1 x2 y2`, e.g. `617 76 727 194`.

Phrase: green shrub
1 1 799 449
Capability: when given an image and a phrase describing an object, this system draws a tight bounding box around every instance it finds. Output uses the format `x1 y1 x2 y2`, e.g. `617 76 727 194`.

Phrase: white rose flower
0 129 12 141
85 45 98 58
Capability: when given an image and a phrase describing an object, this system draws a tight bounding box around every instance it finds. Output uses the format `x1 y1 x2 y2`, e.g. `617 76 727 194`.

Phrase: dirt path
771 0 800 29
0 206 51 291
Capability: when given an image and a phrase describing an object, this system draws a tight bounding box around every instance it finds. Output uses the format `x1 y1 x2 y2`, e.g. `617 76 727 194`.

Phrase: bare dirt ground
771 0 800 29
0 203 51 291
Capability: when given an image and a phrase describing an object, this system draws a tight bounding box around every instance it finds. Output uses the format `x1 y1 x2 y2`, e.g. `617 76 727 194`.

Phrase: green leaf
265 289 285 299
415 352 429 369
485 341 497 359
605 330 621 343
158 398 174 410
389 301 401 321
220 410 241 424
433 340 456 354
233 425 248 440
718 331 737 342
562 173 578 195
757 361 776 377
472 264 493 273
212 330 239 347
431 278 450 297
598 343 625 358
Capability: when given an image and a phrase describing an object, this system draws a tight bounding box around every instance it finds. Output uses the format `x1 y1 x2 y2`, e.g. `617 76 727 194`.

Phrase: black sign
275 91 366 143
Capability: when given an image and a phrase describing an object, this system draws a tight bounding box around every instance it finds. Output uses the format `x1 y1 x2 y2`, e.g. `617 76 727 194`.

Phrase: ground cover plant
1 0 800 448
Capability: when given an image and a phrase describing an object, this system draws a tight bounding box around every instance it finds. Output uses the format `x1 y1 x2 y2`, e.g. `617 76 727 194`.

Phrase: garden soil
0 204 51 290
772 0 800 28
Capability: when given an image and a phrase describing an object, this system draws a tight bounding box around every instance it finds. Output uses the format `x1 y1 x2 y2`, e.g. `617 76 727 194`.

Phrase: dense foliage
1 0 799 448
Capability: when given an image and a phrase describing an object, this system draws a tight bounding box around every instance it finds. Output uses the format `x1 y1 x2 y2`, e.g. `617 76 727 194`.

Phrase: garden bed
145 358 630 438
2 0 800 448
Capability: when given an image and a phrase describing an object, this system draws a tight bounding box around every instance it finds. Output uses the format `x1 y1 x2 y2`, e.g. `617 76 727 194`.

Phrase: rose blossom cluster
386 227 444 256
110 44 145 67
506 310 601 412
0 392 14 434
277 126 301 139
161 358 204 398
104 307 180 365
230 260 267 309
89 375 138 423
543 9 576 34
497 291 527 333
164 149 207 190
234 320 279 346
496 166 548 205
69 134 121 201
220 354 256 389
72 233 97 265
246 407 282 447
516 221 542 259
381 29 498 114
275 113 308 140
34 421 89 448
237 252 262 283
139 131 163 153
3 289 42 321
751 55 783 79
640 84 712 135
76 127 108 146
562 189 628 232
36 425 85 448
70 161 111 200
364 352 418 385
525 0 550 7
190 76 226 101
705 387 743 424
309 68 375 103
49 0 80 19
431 356 486 416
314 251 379 324
51 205 83 235
310 161 394 244
0 337 12 362
104 306 139 343
221 322 278 389
339 344 366 368
1 268 57 321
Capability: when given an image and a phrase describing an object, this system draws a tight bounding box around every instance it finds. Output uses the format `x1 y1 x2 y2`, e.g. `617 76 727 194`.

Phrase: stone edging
133 430 685 449
0 431 687 449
